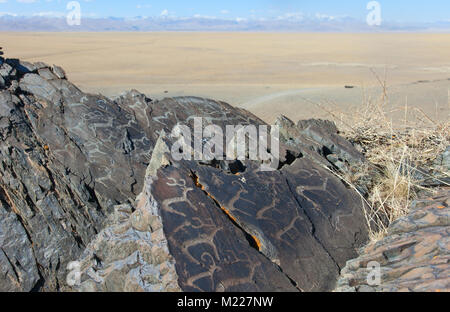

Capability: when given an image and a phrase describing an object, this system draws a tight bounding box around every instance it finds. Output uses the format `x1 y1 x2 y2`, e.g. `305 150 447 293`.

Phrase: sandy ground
1 32 449 124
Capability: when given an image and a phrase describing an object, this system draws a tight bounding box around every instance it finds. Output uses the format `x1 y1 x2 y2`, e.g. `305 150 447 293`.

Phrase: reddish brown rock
336 188 450 292
148 132 368 291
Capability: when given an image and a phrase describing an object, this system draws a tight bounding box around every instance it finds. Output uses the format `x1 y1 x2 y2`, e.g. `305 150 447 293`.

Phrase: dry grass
311 69 450 241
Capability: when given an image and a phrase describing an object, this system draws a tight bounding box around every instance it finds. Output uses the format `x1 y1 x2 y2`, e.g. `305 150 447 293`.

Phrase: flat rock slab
336 188 450 292
151 148 367 291
153 163 298 292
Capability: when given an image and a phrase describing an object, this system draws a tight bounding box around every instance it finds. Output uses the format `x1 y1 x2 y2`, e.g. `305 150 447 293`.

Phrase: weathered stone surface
73 200 181 292
425 146 450 187
52 65 66 80
1 55 369 292
152 161 299 292
33 62 50 70
0 62 13 78
0 91 19 118
281 159 368 269
336 188 450 292
19 73 62 103
396 146 450 188
1 57 170 290
439 146 450 170
276 116 365 171
37 68 58 81
297 119 364 165
72 135 180 292
0 200 40 291
146 133 368 291
6 59 36 74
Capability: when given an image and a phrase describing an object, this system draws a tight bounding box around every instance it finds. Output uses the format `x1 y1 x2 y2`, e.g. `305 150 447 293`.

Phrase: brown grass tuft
306 69 450 241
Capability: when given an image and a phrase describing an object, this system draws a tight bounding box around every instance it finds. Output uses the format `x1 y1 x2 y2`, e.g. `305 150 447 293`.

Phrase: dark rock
434 146 450 172
0 63 13 77
152 160 300 291
297 119 364 165
0 55 369 292
0 202 41 292
52 65 66 80
8 80 18 94
0 91 21 118
6 59 36 74
276 116 365 169
145 133 367 291
281 159 368 269
400 147 450 187
37 68 58 81
34 62 50 70
19 73 62 103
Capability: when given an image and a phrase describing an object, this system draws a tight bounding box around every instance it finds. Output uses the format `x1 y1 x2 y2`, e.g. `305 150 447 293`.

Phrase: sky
0 0 449 23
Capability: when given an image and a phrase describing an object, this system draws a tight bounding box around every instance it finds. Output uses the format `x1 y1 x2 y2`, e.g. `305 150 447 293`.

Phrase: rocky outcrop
74 121 368 291
276 116 364 170
428 146 450 186
0 53 369 292
73 133 180 292
73 200 180 292
336 188 450 292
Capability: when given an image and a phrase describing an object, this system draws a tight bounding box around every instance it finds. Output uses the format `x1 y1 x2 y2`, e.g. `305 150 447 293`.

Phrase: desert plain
1 32 449 124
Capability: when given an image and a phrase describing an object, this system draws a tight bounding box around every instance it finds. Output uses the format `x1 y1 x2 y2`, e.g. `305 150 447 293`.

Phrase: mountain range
1 14 449 32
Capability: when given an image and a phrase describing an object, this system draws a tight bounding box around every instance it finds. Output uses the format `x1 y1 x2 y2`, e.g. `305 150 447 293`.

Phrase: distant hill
1 14 449 32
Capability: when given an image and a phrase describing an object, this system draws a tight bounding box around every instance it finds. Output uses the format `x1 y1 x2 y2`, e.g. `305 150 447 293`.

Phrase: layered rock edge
336 188 450 292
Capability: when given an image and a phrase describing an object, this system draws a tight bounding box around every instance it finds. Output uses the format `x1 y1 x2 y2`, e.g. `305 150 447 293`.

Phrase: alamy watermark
66 261 81 287
367 1 382 26
66 1 81 26
64 2 381 28
60 2 382 28
170 117 280 172
367 261 381 286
